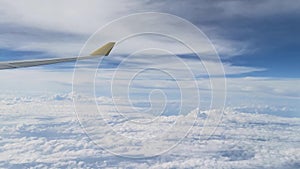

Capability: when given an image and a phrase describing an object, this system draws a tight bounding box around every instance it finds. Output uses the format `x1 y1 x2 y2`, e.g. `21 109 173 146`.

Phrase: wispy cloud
0 0 299 115
1 1 299 168
0 0 267 57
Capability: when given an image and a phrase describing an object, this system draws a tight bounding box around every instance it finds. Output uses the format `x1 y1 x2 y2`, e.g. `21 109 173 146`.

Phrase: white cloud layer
0 1 299 167
0 94 299 168
1 68 299 116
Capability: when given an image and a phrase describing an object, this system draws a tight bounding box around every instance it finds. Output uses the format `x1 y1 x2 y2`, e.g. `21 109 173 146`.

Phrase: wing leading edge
0 42 115 70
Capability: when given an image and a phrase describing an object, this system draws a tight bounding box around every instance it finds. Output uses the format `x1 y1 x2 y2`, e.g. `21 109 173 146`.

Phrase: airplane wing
0 42 115 70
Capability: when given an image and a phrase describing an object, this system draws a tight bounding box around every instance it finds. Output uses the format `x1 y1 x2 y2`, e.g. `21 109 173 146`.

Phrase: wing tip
90 42 116 56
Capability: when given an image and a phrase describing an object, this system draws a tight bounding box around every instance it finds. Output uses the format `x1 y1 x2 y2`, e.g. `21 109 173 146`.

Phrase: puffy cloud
0 1 299 167
0 94 299 168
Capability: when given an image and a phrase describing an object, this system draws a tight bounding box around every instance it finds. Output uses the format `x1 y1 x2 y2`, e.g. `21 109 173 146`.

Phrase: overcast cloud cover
0 0 299 168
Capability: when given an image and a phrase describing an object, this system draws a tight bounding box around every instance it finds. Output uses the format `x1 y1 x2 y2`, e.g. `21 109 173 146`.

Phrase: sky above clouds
0 1 299 168
0 0 299 77
0 0 299 116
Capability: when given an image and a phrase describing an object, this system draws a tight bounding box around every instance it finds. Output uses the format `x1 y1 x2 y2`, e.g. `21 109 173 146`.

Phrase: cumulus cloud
0 95 299 168
0 1 299 167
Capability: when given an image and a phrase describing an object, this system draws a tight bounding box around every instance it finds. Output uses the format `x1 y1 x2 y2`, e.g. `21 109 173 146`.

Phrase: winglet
90 42 115 56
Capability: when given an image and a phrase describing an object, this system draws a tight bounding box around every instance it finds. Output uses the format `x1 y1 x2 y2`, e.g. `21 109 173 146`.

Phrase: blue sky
0 0 299 78
0 0 299 117
1 1 300 167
